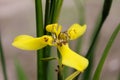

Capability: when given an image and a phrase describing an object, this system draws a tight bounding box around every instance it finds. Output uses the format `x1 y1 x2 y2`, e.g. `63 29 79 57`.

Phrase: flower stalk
44 0 64 79
35 0 45 80
57 50 64 80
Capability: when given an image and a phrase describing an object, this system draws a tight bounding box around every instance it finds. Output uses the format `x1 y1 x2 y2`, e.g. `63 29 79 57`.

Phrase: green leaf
83 0 113 80
0 36 8 80
93 24 120 80
14 58 28 80
118 71 120 80
65 71 81 80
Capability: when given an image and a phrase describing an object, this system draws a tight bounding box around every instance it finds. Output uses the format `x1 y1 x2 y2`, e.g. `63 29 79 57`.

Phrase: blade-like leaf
0 36 8 80
84 0 113 80
93 24 120 80
14 58 28 80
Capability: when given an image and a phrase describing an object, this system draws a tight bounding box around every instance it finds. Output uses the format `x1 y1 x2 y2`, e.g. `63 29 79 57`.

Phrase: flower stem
93 24 120 80
0 36 8 80
35 0 45 80
51 0 63 23
58 60 64 80
44 0 63 79
44 0 52 32
57 50 64 80
35 0 44 37
44 0 63 26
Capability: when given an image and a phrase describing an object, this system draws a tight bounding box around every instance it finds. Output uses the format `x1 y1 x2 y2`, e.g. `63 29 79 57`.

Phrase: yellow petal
67 24 87 40
46 23 62 36
12 35 53 50
57 43 89 72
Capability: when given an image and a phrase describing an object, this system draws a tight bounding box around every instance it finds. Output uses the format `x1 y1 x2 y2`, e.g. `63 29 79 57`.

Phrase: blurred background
0 0 120 80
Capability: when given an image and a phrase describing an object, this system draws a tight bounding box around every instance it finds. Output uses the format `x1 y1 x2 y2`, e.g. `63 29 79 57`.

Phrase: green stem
58 60 64 80
57 50 64 80
35 0 44 80
93 24 120 80
0 37 8 80
45 0 62 24
45 0 51 23
49 0 56 23
35 0 44 37
44 0 63 26
43 0 64 80
44 1 53 79
51 0 63 23
44 0 52 32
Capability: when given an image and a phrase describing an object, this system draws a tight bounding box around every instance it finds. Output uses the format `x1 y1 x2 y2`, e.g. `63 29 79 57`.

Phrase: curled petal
57 44 89 72
67 24 87 40
46 23 62 36
12 35 53 50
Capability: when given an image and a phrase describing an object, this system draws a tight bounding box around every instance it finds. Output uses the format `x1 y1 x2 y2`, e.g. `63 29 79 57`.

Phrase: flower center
52 32 69 46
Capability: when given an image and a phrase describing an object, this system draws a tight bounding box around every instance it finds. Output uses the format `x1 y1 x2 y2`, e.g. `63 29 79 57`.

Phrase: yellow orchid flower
12 23 88 72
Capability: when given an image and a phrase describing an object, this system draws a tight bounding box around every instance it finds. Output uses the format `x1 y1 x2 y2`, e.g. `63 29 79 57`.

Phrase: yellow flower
12 23 88 72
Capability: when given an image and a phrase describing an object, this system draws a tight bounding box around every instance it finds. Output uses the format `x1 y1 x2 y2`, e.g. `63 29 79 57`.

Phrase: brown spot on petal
73 29 77 33
44 37 48 42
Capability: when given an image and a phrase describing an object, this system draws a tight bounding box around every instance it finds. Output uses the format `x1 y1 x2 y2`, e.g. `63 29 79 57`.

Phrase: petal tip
67 24 87 40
